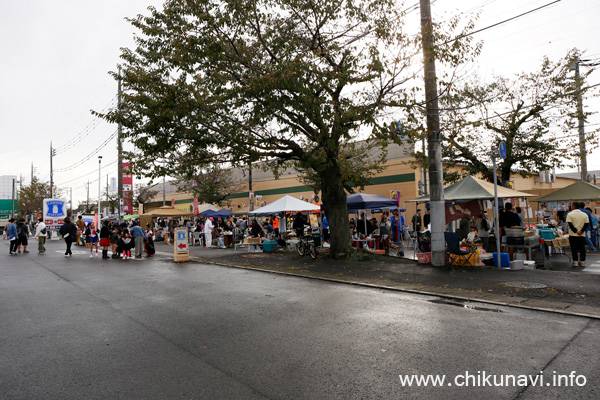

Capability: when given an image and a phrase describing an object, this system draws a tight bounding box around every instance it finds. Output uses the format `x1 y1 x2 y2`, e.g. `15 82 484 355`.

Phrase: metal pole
492 148 501 268
420 0 445 266
162 175 166 206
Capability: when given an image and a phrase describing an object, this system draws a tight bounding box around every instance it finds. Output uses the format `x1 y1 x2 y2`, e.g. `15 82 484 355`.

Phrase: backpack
41 227 47 235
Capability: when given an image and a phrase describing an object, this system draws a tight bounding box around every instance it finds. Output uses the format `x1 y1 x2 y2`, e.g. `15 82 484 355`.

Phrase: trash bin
312 232 321 247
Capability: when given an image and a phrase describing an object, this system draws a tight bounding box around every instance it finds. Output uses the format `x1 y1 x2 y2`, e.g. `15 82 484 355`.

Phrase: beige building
144 141 593 221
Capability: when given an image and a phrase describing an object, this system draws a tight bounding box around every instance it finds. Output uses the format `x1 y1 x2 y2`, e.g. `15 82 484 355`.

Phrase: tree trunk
320 165 352 258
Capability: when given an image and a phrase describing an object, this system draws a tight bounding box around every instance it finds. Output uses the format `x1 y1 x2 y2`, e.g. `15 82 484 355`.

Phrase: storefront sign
43 198 67 230
122 163 133 214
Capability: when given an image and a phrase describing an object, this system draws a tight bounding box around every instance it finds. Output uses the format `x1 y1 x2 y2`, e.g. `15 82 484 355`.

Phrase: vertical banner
122 163 133 214
139 203 144 215
171 199 175 207
390 190 401 207
193 198 198 215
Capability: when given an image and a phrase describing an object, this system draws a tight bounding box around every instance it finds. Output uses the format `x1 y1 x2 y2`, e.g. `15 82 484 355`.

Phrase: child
88 223 99 257
144 223 155 257
119 228 133 260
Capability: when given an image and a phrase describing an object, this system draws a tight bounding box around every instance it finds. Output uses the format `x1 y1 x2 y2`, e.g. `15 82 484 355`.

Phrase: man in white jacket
35 218 47 254
204 217 213 249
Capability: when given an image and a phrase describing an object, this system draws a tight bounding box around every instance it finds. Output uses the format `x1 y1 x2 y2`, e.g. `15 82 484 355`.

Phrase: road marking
581 260 600 274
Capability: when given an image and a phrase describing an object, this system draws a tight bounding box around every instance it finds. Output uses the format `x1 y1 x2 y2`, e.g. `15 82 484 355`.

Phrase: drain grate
429 299 502 312
504 281 548 289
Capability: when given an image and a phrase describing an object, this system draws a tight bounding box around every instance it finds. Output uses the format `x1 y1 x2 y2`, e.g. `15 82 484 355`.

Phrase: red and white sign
193 198 198 215
122 163 133 214
171 199 175 207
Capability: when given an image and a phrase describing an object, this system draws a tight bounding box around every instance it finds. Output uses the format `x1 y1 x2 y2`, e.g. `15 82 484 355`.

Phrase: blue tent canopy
346 193 398 210
201 209 231 218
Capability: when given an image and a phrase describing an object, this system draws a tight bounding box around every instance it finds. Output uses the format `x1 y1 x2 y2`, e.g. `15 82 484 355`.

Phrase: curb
154 250 600 320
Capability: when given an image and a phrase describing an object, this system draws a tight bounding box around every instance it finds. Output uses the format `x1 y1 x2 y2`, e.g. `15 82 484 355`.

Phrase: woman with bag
59 217 77 257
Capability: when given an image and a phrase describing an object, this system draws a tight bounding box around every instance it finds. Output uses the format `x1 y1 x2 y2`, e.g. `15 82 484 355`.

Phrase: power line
444 0 562 44
53 96 117 155
54 130 118 172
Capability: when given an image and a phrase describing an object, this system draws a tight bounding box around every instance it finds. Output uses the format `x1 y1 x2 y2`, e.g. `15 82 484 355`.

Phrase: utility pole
420 0 445 266
162 175 166 206
87 180 90 213
570 60 587 182
50 142 54 198
117 67 124 220
12 178 16 218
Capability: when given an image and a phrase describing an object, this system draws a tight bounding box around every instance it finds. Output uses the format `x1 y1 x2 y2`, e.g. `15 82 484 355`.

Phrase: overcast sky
1 0 599 205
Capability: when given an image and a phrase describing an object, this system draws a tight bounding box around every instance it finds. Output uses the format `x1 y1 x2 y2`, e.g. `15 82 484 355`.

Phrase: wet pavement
159 241 600 318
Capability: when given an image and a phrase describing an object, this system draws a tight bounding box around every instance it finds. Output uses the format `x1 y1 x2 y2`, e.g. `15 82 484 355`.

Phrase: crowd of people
6 216 155 259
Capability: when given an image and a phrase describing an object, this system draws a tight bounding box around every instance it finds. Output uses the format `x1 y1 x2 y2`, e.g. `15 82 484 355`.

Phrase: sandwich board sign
174 227 189 262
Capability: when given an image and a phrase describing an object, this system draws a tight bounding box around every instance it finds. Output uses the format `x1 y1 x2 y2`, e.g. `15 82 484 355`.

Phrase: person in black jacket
59 217 78 257
292 212 305 238
99 221 111 259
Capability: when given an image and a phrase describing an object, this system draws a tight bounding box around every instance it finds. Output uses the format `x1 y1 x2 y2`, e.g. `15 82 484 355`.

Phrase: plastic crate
492 252 510 268
539 229 555 240
262 240 278 252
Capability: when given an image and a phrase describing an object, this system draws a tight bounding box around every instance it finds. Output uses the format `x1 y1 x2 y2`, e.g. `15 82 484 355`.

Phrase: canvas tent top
197 204 219 214
346 193 399 211
408 176 536 202
249 195 321 215
141 205 193 217
532 180 600 202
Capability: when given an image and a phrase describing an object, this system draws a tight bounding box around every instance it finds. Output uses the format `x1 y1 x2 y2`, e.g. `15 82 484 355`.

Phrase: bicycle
297 234 317 259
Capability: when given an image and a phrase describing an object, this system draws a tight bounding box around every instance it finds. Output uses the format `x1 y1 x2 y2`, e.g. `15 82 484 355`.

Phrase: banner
445 200 485 224
43 198 68 230
122 163 133 214
171 199 175 207
193 198 198 215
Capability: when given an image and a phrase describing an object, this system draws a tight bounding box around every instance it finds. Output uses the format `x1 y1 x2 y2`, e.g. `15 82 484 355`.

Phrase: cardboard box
244 237 261 244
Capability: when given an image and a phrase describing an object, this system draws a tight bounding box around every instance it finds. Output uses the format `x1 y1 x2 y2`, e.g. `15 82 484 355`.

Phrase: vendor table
502 243 536 260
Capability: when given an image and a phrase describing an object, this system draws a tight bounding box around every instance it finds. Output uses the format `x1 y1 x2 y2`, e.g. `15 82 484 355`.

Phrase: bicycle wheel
297 240 305 256
309 243 317 259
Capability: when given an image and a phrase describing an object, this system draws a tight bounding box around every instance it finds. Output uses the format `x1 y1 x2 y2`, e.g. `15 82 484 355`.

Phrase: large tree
98 0 477 257
18 178 61 217
439 49 599 184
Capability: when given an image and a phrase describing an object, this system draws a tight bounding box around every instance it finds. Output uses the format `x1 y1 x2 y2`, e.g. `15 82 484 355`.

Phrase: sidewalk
155 241 600 319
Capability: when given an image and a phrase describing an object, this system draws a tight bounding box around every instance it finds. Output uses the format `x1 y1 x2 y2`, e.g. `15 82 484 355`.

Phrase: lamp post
98 156 102 227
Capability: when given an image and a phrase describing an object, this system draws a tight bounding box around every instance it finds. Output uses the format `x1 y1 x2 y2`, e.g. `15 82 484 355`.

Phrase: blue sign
45 200 66 217
396 121 404 138
499 142 507 159
177 231 186 241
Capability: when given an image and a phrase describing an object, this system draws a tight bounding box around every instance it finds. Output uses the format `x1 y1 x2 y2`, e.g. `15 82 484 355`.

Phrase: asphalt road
1 239 599 399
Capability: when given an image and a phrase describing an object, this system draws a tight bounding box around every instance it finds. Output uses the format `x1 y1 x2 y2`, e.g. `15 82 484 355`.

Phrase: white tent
249 195 321 215
197 204 219 214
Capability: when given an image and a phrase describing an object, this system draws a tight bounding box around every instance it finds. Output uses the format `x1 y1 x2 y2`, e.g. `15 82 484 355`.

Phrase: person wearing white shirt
204 217 214 249
34 218 47 254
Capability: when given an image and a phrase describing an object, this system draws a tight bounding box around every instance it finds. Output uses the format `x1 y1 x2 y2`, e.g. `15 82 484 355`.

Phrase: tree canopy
439 49 599 184
98 0 478 257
